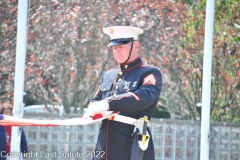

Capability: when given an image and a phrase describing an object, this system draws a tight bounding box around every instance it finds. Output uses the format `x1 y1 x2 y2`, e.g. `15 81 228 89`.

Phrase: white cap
103 26 144 46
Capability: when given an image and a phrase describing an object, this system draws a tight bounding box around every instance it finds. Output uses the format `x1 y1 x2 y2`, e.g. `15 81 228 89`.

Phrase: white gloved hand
83 100 109 119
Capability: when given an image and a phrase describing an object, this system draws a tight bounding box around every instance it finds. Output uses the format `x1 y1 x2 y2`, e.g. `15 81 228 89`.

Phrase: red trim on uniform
113 111 120 114
5 126 11 153
143 74 156 85
106 120 110 160
121 62 143 72
107 92 140 102
128 92 140 100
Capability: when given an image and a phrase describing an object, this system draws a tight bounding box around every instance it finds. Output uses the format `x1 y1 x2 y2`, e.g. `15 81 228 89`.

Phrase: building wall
23 113 240 160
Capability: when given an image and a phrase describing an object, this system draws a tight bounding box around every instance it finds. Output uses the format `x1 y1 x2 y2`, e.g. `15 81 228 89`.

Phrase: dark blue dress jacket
0 126 28 160
91 57 162 160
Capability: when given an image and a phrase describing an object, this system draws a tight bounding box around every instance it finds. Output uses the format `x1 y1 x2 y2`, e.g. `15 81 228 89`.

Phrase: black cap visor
108 38 133 47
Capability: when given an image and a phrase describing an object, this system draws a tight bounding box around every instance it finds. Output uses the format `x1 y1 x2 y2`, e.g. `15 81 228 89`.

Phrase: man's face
112 41 135 64
3 108 12 116
2 103 13 116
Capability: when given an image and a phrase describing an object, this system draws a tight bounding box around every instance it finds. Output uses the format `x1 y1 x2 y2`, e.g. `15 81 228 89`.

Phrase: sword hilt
140 116 148 144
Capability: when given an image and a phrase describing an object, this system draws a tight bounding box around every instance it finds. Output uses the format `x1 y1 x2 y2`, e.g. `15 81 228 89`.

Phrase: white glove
83 100 109 119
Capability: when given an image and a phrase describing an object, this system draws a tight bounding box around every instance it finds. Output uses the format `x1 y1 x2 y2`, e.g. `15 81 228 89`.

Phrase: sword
140 116 148 160
130 116 150 160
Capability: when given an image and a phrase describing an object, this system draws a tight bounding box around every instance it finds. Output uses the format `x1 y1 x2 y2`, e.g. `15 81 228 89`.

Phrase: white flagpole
200 0 215 160
10 0 28 160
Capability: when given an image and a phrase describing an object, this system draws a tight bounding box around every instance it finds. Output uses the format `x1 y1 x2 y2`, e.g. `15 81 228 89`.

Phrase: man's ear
134 41 139 50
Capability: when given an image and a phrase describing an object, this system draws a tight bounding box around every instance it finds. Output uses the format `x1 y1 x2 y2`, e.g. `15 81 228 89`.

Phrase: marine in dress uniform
84 26 162 160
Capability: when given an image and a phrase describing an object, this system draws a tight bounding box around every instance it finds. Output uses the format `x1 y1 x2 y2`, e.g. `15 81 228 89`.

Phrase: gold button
118 78 122 82
118 71 123 75
115 85 118 89
124 65 128 69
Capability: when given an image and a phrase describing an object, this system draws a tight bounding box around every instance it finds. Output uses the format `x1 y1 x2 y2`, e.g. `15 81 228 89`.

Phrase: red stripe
107 92 140 102
106 120 109 160
121 62 143 71
128 92 140 100
143 74 156 85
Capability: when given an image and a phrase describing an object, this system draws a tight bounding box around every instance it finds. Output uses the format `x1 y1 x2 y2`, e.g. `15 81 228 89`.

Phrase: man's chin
116 59 125 64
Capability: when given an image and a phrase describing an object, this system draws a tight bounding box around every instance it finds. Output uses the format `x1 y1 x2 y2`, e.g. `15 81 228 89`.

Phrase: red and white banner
0 111 138 127
0 112 118 126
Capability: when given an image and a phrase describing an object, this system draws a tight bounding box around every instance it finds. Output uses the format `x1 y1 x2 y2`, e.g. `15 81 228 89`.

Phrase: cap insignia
109 28 114 34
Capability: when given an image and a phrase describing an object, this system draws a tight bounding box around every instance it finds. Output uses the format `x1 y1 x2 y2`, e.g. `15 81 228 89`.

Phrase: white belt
108 114 137 126
109 114 150 151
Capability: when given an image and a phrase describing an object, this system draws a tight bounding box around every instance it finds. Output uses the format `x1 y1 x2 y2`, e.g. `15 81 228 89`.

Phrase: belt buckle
108 116 115 121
